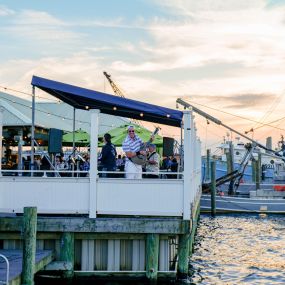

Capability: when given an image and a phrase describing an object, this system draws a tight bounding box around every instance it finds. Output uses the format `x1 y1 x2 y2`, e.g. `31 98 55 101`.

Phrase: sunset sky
1 0 285 153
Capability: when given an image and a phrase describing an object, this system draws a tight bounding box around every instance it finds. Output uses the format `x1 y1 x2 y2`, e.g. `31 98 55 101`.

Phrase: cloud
188 93 276 109
0 9 82 43
15 10 65 26
0 5 15 16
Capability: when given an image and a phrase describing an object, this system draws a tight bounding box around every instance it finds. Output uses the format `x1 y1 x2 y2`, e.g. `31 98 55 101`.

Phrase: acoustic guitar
130 127 160 165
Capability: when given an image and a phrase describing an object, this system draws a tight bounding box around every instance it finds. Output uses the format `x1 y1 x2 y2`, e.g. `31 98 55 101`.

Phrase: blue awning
31 76 183 127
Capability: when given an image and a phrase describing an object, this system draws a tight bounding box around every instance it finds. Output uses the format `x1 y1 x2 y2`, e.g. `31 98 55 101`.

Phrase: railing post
0 106 3 177
89 109 100 218
183 110 192 220
22 207 37 285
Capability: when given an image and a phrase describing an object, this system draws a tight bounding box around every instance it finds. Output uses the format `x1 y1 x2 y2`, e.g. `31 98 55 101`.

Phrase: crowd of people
4 125 179 179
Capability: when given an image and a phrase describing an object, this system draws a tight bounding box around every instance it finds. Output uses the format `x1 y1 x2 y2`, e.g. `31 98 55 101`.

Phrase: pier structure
0 76 202 284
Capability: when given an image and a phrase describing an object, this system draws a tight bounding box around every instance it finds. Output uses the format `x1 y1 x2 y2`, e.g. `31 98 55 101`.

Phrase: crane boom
103 71 125 98
103 71 143 127
176 98 285 160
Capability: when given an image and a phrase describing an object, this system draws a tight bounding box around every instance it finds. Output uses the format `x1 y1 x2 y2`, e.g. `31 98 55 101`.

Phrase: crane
103 71 125 98
103 71 142 127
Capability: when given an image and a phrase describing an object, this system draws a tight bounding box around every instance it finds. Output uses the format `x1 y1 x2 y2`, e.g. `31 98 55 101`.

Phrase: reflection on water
190 214 285 285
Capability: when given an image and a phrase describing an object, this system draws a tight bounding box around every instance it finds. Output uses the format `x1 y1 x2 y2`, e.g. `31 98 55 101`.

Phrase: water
190 214 285 285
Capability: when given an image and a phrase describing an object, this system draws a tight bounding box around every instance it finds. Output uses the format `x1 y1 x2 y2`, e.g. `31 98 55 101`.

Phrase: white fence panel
0 177 89 214
97 179 184 216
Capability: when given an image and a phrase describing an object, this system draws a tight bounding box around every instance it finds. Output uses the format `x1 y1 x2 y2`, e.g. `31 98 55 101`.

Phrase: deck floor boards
0 249 53 284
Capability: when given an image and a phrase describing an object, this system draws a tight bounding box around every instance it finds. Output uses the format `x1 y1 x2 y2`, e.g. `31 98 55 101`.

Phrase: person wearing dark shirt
169 157 178 179
99 133 117 177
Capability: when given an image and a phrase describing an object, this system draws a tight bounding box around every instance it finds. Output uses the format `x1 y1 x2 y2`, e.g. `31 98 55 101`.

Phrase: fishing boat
201 183 285 214
202 135 285 182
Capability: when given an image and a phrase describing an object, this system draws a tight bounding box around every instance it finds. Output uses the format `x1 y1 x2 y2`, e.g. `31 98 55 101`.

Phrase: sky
1 0 285 153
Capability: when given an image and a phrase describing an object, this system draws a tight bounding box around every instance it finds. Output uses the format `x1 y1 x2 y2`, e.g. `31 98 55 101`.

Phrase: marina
1 2 285 284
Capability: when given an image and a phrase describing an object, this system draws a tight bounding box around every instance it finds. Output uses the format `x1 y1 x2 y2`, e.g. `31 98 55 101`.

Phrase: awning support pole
72 107 76 154
0 105 3 176
31 85 35 175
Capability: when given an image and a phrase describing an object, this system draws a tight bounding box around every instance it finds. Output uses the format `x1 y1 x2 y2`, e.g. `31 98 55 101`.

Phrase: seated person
168 157 178 179
162 156 171 170
145 144 160 178
116 154 125 171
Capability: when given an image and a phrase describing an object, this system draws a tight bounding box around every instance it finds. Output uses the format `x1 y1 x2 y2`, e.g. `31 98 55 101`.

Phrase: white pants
125 160 142 179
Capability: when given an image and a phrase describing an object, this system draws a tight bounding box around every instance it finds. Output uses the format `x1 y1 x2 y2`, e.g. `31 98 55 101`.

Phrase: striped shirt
122 134 143 153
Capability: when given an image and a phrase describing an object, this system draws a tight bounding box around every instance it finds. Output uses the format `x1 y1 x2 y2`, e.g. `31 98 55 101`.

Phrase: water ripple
190 214 285 285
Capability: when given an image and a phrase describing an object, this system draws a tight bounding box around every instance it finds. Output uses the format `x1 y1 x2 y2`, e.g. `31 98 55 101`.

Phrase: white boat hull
201 194 285 214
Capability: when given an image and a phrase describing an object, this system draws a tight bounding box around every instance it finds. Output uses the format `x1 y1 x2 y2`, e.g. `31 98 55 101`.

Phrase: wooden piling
210 161 216 217
22 207 37 285
227 142 234 195
226 142 234 174
146 234 159 283
177 234 190 281
206 149 211 181
59 232 74 279
252 159 256 183
256 154 261 190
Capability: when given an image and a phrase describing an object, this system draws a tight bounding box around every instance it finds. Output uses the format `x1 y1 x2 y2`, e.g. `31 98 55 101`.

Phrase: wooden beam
0 232 61 240
0 217 189 234
74 270 176 279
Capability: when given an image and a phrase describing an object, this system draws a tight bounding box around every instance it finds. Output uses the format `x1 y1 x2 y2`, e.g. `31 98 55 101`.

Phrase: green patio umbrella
98 124 163 147
62 129 90 146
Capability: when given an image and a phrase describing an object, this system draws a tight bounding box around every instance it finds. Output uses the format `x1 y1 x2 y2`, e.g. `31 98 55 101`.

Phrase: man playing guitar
122 125 154 179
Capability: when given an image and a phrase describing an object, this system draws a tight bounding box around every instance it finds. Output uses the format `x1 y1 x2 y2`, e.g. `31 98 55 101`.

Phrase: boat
201 182 285 214
202 135 285 182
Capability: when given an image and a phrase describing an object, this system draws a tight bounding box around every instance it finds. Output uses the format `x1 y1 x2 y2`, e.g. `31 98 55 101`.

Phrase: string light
0 94 117 128
0 85 59 102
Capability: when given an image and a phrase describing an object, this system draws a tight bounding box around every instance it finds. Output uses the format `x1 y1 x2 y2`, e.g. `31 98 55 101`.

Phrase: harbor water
36 214 285 285
190 214 285 285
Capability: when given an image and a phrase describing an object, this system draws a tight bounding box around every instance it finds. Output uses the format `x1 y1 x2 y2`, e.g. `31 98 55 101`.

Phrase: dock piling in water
22 206 37 285
146 233 159 283
206 149 211 181
177 233 190 282
211 161 216 217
